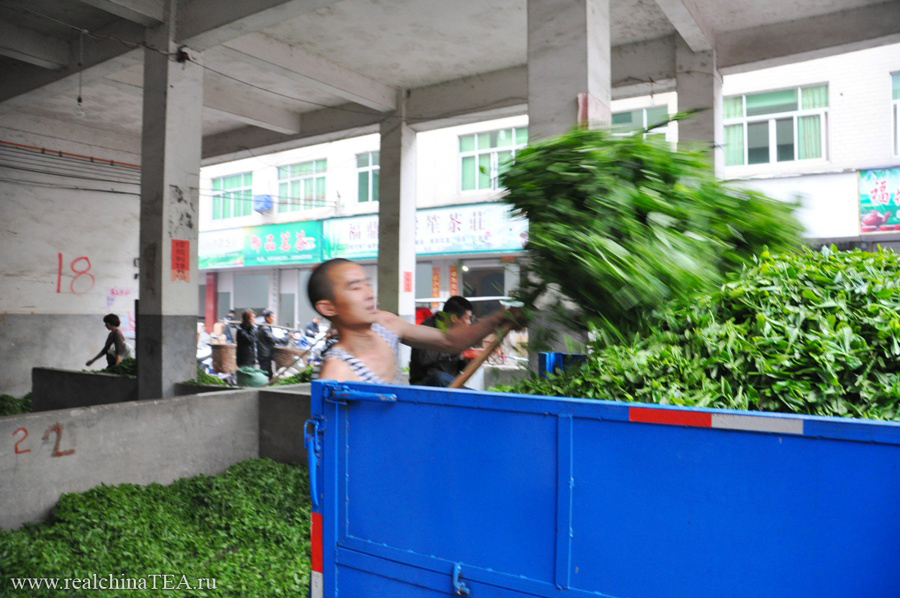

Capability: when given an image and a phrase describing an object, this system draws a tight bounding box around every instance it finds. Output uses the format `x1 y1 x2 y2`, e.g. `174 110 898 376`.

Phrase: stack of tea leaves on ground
500 127 803 342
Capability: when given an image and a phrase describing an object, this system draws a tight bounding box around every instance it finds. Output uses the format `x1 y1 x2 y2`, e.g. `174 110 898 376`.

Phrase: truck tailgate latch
452 563 470 596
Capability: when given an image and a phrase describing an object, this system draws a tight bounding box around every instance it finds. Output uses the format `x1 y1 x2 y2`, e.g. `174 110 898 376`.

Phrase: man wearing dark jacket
409 296 474 387
256 309 288 378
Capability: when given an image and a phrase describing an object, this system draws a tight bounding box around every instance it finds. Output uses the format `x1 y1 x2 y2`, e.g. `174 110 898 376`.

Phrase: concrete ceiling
0 0 898 161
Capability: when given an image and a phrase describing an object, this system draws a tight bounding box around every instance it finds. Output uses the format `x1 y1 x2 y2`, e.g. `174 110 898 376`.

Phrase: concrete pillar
376 92 417 321
138 3 204 400
676 35 723 172
527 0 612 140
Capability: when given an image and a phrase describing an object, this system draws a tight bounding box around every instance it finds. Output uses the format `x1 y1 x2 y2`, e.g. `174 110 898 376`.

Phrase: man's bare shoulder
318 355 360 383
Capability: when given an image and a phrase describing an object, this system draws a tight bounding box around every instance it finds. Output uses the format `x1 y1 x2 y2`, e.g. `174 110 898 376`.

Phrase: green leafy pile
272 366 314 386
184 366 231 387
501 127 802 341
500 248 900 421
0 459 311 597
0 394 31 417
107 357 137 377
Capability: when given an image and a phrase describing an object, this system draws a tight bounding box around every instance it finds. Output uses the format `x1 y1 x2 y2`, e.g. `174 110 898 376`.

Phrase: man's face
451 310 474 328
321 262 376 325
265 313 275 324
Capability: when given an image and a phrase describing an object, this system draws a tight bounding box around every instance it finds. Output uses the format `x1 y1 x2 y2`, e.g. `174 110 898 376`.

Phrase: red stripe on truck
629 407 712 428
312 512 323 573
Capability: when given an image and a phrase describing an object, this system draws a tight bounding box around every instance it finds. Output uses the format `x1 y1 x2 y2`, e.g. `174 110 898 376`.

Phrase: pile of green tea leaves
501 127 802 342
185 366 232 387
0 394 31 417
272 366 314 386
499 247 900 421
0 459 311 597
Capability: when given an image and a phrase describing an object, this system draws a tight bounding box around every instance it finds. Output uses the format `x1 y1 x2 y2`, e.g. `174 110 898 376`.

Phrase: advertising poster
416 203 528 256
322 215 380 260
244 221 322 266
199 229 244 269
859 168 900 233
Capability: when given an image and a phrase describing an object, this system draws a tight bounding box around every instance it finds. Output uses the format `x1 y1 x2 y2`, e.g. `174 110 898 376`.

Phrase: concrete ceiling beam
718 2 900 74
202 102 382 165
75 0 165 27
653 0 713 53
0 22 70 70
177 0 340 51
106 68 302 135
204 76 302 135
218 33 397 112
0 19 146 112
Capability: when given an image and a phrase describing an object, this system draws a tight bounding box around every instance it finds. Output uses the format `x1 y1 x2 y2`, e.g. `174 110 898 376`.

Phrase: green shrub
271 366 314 386
500 248 900 421
0 459 311 597
0 394 31 417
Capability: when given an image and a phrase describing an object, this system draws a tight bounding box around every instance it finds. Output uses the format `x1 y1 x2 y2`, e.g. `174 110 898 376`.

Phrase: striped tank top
315 323 402 384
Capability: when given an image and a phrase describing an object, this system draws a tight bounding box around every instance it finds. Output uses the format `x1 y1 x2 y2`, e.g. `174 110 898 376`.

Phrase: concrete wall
0 388 261 530
258 385 312 464
0 117 141 397
32 367 138 412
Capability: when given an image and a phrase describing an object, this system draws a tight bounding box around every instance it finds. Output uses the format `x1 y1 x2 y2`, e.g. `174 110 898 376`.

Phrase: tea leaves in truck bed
501 248 900 421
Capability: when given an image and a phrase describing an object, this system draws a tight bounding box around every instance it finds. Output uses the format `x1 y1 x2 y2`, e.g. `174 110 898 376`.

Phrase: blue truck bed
306 380 900 597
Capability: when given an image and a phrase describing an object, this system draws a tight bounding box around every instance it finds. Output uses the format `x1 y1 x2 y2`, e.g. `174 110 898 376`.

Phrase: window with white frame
277 159 327 212
612 105 670 138
723 85 828 166
357 151 380 203
459 127 528 192
211 172 252 220
892 73 900 156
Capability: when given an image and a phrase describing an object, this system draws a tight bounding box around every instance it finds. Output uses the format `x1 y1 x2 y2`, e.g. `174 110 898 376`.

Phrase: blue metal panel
311 381 900 598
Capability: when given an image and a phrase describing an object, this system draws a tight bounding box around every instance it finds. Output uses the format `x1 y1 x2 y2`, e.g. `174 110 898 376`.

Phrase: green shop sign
244 221 322 266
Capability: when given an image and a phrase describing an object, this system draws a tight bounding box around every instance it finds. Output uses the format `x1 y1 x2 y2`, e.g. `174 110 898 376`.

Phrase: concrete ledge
32 367 138 412
259 384 312 464
173 382 236 396
0 389 260 530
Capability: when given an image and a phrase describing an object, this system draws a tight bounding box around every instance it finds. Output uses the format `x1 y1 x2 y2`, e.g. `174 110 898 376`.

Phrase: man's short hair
262 309 274 318
103 313 121 327
308 258 353 315
442 296 473 318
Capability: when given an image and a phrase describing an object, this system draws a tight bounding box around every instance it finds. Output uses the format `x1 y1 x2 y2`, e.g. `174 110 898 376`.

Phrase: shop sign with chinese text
244 221 322 266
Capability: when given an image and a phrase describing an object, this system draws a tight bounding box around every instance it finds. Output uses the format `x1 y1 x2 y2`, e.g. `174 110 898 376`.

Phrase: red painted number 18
57 253 94 295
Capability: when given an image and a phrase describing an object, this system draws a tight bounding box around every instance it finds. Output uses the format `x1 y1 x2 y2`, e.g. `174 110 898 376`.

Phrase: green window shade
358 171 369 202
372 151 379 166
316 159 326 172
477 132 492 150
515 128 528 145
459 135 475 152
797 115 822 160
213 195 222 219
372 170 379 202
724 125 744 166
356 154 368 168
478 153 491 189
612 111 635 125
278 183 288 212
304 178 313 201
747 121 770 164
775 118 794 162
801 85 828 109
496 129 513 147
646 106 668 128
723 97 743 119
891 73 900 101
746 89 798 116
497 150 514 178
461 156 476 190
212 179 222 192
315 177 326 206
238 191 251 217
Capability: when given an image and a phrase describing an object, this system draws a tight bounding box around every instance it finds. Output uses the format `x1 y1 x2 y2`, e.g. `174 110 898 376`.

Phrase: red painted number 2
43 422 76 457
13 427 31 454
57 253 95 295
